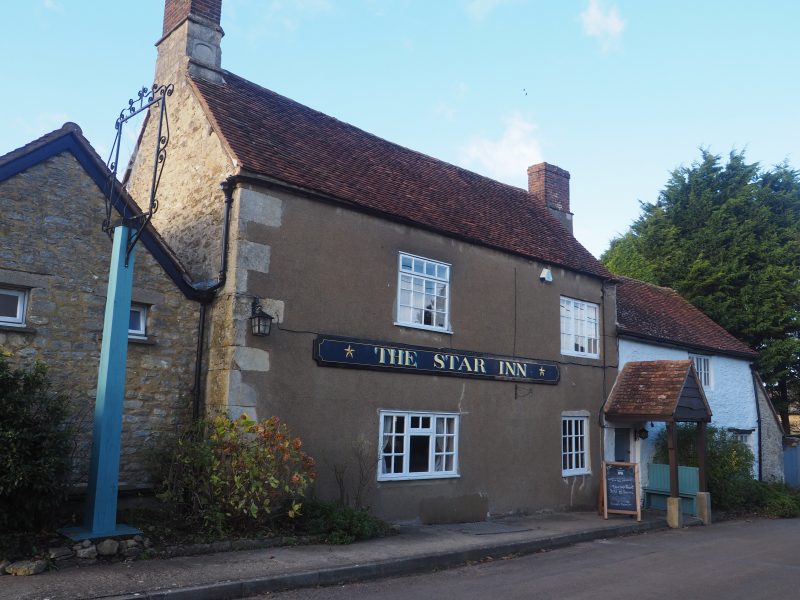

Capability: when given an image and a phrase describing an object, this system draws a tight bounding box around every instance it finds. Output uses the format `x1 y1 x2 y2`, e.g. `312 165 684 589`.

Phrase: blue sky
2 1 798 257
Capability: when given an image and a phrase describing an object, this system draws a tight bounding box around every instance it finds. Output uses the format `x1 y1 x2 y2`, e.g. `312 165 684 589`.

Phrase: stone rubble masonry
127 15 284 426
755 373 785 481
0 151 199 488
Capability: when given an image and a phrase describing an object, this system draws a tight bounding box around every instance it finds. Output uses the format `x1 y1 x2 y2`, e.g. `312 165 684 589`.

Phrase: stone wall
753 373 785 481
0 151 199 488
125 28 234 283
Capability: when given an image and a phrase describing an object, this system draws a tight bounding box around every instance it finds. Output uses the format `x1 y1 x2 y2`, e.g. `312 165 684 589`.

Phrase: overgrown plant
156 414 316 534
333 436 378 510
653 423 800 516
653 424 754 509
0 357 75 532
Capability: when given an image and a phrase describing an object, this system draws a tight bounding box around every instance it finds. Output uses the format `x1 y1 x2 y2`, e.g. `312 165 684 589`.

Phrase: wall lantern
250 297 274 337
635 427 649 440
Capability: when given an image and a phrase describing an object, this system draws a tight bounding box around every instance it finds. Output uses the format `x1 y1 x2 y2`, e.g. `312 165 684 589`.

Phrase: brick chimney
156 0 224 84
527 162 573 234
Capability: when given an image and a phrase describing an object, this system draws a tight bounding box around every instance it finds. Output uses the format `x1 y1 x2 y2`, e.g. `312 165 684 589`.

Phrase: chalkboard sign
602 461 641 521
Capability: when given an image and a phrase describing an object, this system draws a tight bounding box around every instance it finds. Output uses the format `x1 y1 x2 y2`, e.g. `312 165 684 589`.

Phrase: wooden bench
643 463 699 516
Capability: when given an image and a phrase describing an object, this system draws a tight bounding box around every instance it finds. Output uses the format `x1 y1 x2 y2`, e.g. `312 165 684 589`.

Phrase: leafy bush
653 424 800 516
155 414 316 535
0 357 75 532
302 500 391 544
653 424 754 509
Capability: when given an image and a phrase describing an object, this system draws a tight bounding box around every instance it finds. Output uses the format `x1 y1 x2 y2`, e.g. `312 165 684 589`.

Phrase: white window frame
560 296 600 358
729 429 752 446
0 287 28 327
395 252 452 333
378 410 459 481
689 354 712 389
561 415 590 476
129 304 148 339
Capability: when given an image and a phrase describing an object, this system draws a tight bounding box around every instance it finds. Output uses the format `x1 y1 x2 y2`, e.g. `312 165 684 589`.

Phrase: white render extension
605 276 783 487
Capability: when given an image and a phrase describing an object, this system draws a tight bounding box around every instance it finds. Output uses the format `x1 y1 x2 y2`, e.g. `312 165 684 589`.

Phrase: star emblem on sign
344 345 355 358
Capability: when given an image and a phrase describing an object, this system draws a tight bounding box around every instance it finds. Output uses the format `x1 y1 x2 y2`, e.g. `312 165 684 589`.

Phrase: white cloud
43 0 64 13
459 114 543 185
580 0 625 51
466 0 510 20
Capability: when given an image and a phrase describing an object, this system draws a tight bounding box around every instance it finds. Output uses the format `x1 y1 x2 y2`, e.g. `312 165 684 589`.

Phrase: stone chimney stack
527 162 573 234
156 0 224 84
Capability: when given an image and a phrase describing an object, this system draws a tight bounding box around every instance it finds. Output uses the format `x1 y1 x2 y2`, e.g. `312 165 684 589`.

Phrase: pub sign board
313 335 559 385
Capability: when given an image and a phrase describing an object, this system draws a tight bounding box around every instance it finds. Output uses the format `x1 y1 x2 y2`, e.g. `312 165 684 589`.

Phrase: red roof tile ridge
199 69 532 199
188 69 610 279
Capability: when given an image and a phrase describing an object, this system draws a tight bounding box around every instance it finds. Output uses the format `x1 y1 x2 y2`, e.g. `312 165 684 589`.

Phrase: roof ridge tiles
188 70 610 279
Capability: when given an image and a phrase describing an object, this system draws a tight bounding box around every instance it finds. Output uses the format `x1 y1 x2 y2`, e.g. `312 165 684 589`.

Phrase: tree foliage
0 357 75 532
602 151 800 422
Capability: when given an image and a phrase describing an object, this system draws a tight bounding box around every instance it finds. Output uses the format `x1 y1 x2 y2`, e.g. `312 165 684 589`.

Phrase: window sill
394 322 453 335
562 470 592 477
0 324 36 334
378 473 460 482
560 350 600 361
128 336 156 346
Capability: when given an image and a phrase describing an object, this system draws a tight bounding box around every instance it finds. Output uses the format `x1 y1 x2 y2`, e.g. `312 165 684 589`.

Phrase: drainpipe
751 369 763 481
190 176 236 420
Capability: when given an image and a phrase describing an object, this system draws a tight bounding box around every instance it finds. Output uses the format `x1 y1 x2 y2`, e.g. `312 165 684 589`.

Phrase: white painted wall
611 338 759 488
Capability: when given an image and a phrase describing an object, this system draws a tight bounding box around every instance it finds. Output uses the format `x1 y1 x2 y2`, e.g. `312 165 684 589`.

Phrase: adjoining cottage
125 0 618 522
607 275 784 492
0 123 203 489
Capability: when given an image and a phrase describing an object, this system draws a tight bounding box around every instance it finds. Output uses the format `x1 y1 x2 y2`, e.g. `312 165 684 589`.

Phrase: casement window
0 287 28 327
396 253 451 333
129 304 148 338
560 297 600 358
729 429 752 446
379 411 459 480
561 415 590 476
689 354 712 389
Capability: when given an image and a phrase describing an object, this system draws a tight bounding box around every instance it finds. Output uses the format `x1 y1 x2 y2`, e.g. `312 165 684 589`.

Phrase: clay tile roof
604 360 711 421
189 71 610 279
615 275 757 359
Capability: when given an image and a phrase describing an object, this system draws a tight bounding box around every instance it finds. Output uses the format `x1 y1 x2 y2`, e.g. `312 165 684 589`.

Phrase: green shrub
653 424 754 509
0 357 75 533
302 500 390 544
155 414 316 535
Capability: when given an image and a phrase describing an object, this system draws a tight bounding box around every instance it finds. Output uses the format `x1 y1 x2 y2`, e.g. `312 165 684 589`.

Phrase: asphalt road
254 518 800 599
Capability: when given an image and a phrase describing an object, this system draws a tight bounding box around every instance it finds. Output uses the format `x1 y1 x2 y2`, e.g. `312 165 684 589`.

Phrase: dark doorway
614 428 631 462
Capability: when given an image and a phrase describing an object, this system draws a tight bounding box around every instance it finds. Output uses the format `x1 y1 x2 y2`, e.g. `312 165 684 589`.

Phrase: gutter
187 176 235 419
618 330 758 362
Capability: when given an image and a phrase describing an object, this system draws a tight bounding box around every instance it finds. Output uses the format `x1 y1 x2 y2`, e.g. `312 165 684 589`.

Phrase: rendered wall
617 338 759 485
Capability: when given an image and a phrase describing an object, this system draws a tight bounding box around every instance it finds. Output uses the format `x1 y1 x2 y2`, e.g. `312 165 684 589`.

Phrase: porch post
666 421 683 528
697 422 707 493
667 422 679 498
696 421 712 525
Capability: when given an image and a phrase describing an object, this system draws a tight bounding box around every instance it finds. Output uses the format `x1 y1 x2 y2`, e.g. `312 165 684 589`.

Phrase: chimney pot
163 0 222 37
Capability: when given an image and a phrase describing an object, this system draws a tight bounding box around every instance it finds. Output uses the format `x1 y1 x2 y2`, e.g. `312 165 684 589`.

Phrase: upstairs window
0 287 27 327
379 411 459 480
396 253 451 332
560 297 600 358
129 304 148 339
690 354 712 389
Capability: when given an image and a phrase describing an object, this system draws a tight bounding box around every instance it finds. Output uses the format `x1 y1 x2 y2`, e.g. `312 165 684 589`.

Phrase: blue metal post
61 225 141 540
